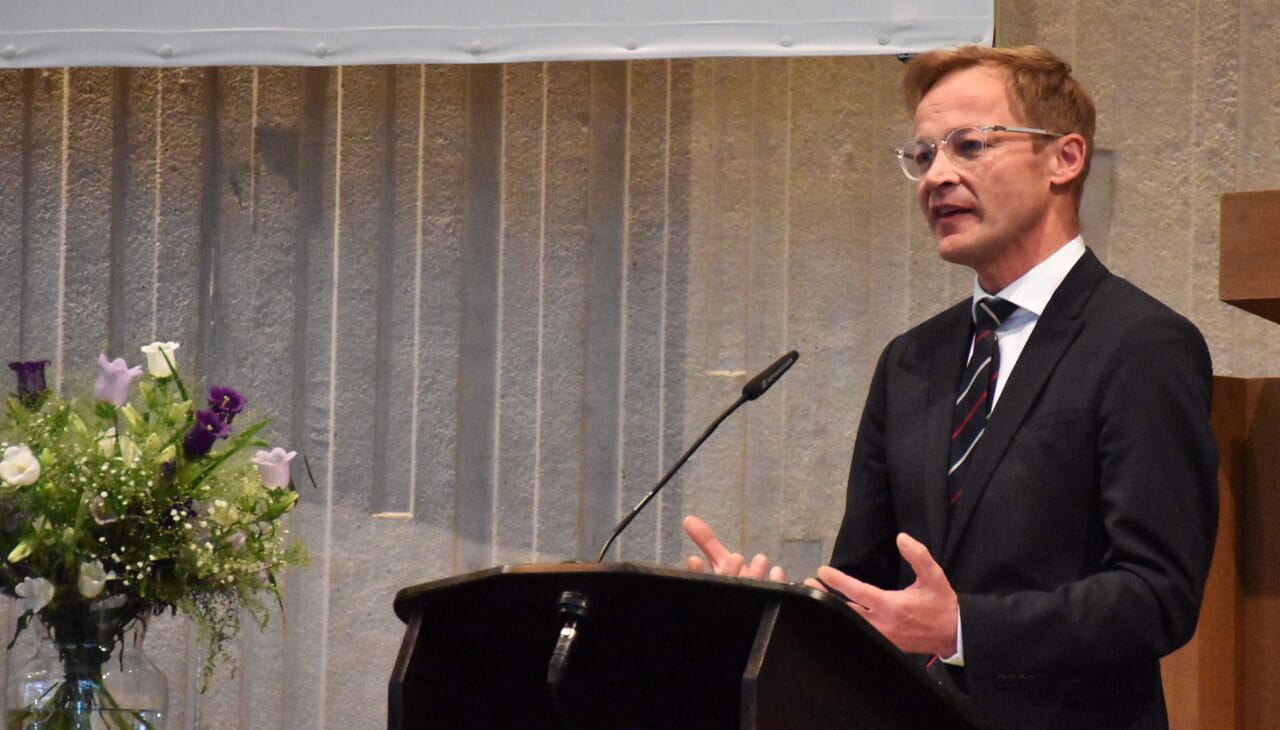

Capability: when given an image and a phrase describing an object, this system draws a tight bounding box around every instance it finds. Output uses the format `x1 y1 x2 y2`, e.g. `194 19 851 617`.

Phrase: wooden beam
1220 190 1280 325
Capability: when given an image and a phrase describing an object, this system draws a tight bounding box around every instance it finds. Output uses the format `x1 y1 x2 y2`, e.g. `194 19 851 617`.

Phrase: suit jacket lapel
941 250 1109 564
911 302 973 556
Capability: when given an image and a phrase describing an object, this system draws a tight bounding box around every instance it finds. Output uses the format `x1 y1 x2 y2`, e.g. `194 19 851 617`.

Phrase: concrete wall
0 0 1278 726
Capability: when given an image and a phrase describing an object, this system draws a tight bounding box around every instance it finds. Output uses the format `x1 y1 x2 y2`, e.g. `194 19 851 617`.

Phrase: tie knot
974 298 1017 330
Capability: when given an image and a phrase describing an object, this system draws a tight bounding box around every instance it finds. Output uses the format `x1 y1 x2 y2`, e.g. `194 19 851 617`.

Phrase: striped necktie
948 297 1018 510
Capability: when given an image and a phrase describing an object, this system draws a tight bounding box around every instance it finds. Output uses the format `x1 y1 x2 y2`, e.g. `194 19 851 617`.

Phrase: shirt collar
971 236 1086 318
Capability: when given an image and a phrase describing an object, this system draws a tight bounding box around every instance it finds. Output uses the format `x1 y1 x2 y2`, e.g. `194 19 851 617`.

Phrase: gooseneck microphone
593 349 799 562
549 350 797 724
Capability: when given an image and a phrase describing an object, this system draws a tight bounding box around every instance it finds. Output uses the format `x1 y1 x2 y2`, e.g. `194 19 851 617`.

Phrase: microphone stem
595 394 748 562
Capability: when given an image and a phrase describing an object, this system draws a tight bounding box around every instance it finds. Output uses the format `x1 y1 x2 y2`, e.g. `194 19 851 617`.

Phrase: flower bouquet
0 343 306 729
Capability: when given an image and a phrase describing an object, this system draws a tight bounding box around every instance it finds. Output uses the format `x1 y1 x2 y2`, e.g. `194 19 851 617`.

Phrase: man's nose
921 147 962 187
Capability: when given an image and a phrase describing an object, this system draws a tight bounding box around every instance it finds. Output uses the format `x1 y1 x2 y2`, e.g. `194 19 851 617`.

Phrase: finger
743 553 770 580
686 555 706 573
768 565 785 582
806 574 871 613
895 532 944 584
718 552 745 576
682 515 732 569
803 577 827 593
815 565 881 610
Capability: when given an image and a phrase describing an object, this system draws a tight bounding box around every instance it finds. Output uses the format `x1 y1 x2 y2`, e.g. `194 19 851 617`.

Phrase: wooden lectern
390 563 980 729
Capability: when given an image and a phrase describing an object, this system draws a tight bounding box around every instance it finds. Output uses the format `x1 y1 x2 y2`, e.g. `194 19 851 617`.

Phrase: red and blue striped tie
948 297 1018 512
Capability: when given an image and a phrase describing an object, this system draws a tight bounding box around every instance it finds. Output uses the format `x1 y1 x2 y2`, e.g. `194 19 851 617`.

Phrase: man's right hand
682 515 785 581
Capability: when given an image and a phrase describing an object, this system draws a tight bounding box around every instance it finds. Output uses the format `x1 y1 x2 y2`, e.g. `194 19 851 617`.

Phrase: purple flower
8 360 50 409
208 386 246 424
183 409 232 458
94 353 144 407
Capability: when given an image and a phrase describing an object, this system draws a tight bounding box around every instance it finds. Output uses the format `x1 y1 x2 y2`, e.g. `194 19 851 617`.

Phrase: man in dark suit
684 45 1217 729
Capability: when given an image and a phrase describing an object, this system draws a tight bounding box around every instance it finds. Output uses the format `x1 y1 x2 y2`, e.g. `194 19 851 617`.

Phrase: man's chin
933 234 981 266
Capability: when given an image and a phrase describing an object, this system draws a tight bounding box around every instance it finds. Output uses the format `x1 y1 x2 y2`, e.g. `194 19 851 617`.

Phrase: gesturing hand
682 515 785 582
805 532 958 657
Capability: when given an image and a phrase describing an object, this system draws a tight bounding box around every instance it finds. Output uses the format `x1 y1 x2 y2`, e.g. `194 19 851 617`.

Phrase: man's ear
1049 134 1087 186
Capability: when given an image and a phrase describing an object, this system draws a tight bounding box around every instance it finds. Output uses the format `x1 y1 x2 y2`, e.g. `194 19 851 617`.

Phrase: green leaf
189 420 271 489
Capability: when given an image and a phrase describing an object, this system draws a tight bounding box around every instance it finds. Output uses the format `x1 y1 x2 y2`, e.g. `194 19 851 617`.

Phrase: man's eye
911 147 935 166
952 138 985 159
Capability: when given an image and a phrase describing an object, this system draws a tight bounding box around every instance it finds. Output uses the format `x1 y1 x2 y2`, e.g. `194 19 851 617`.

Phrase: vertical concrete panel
193 68 224 381
1185 2 1242 380
279 66 336 730
536 62 591 561
0 70 26 358
203 66 255 387
455 64 502 571
60 68 114 375
329 65 384 516
249 68 308 458
494 62 544 564
114 68 161 352
582 61 628 558
864 55 917 387
778 56 901 571
233 64 306 730
16 69 62 363
325 64 425 730
1107 3 1198 310
413 64 465 562
656 58 694 566
681 58 752 552
153 68 211 370
1070 3 1118 147
373 65 434 517
616 59 671 562
1236 0 1280 189
739 58 791 562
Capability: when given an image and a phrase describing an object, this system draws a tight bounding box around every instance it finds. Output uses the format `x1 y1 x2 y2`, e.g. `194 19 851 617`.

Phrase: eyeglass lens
899 126 987 180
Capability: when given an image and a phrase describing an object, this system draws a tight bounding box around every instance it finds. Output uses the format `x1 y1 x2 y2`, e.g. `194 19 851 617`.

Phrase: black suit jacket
831 250 1218 730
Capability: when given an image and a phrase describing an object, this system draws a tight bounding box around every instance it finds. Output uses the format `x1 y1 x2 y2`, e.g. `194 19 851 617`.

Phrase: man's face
911 65 1058 279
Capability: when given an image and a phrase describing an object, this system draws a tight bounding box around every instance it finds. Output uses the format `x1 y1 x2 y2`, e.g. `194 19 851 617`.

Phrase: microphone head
742 350 799 400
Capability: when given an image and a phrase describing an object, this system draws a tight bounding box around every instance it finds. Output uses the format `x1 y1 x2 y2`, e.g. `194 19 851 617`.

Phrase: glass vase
6 615 168 730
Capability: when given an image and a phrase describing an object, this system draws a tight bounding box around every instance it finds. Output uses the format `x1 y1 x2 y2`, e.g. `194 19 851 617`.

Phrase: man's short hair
904 45 1096 198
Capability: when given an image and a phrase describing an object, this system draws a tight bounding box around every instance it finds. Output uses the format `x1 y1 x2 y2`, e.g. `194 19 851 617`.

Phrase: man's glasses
894 124 1065 181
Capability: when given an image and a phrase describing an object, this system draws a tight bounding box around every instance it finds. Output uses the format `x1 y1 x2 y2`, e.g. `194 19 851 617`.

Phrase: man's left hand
805 532 958 657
